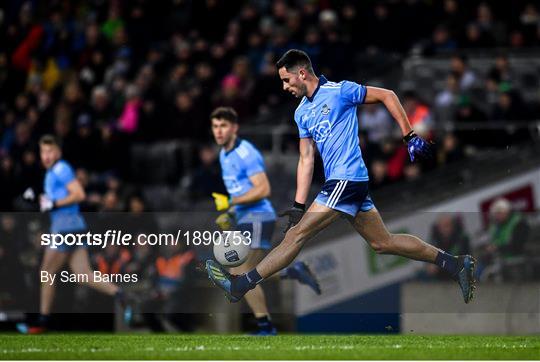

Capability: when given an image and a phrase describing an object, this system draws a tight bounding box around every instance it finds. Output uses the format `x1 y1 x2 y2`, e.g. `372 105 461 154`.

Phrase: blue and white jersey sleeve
294 109 311 138
239 143 265 177
52 161 76 187
46 160 86 233
340 81 367 107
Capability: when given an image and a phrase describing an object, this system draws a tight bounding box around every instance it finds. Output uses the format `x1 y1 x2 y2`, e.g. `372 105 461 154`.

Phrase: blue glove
403 131 433 162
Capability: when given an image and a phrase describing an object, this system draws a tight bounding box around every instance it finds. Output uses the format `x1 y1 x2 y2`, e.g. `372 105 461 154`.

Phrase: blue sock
435 251 458 276
232 269 263 295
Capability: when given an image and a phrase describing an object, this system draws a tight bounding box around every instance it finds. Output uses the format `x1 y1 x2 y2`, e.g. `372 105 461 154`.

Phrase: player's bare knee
369 237 393 254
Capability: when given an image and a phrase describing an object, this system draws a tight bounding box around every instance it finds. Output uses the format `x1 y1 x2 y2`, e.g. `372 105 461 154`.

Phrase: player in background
17 135 129 334
207 50 476 305
209 107 320 335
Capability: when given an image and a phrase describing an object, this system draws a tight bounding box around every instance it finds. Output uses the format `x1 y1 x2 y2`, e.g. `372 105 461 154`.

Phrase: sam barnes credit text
41 270 138 285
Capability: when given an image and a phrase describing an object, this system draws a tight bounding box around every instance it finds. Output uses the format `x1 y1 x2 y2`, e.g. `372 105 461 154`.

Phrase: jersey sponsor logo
321 104 331 115
223 176 242 194
309 120 332 143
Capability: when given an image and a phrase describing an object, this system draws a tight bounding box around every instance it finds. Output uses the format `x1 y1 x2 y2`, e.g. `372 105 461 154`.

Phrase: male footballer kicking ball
209 107 321 335
17 135 129 334
206 50 476 305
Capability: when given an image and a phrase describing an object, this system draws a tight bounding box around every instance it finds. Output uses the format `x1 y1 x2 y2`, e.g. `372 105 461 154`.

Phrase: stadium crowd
1 0 540 211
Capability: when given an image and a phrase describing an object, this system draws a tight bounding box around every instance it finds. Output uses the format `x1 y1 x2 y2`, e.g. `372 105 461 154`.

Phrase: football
213 232 251 267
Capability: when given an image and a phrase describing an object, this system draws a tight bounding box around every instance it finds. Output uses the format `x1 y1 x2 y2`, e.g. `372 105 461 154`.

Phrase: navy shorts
314 179 374 217
236 220 275 250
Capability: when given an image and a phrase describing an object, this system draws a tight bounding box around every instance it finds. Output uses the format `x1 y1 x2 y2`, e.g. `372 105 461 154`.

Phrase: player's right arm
279 137 315 232
41 163 86 211
55 179 86 208
358 84 433 162
295 137 315 205
363 86 412 137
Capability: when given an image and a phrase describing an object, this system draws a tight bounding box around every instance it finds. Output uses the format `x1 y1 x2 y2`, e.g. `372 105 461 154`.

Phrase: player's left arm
363 86 412 137
230 172 271 206
54 179 86 207
363 86 433 162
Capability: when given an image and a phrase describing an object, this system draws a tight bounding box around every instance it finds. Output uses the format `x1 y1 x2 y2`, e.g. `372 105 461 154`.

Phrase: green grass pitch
0 334 538 360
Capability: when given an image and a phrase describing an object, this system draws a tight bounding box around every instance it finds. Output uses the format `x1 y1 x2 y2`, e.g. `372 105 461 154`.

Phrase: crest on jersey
309 120 332 143
321 104 331 115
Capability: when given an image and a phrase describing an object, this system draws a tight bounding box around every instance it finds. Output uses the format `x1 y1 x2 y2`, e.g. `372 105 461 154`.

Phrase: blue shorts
314 179 374 217
236 220 275 250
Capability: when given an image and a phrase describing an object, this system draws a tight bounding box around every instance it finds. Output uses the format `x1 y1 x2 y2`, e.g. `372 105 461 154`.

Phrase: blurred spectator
94 245 132 277
438 133 465 164
141 244 196 332
450 55 478 91
125 193 159 237
369 159 389 190
455 96 487 124
434 74 460 121
70 114 101 170
169 91 207 141
117 84 142 134
10 121 33 164
100 190 122 212
402 91 433 138
365 3 395 51
425 214 470 279
375 139 409 182
473 3 506 45
18 148 42 192
490 87 533 144
491 88 528 121
0 156 18 210
487 55 514 85
76 168 102 211
422 25 457 55
359 104 393 144
439 0 463 37
189 145 226 201
213 75 248 118
479 198 530 281
462 22 494 48
91 86 114 125
403 163 422 182
519 3 540 45
454 95 488 147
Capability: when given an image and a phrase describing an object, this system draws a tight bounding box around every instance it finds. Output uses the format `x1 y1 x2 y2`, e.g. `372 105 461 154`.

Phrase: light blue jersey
44 160 87 233
294 75 369 182
219 139 276 224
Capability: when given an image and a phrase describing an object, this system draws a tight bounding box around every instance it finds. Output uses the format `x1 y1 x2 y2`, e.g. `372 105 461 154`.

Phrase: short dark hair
39 134 62 148
276 49 314 74
210 106 238 123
